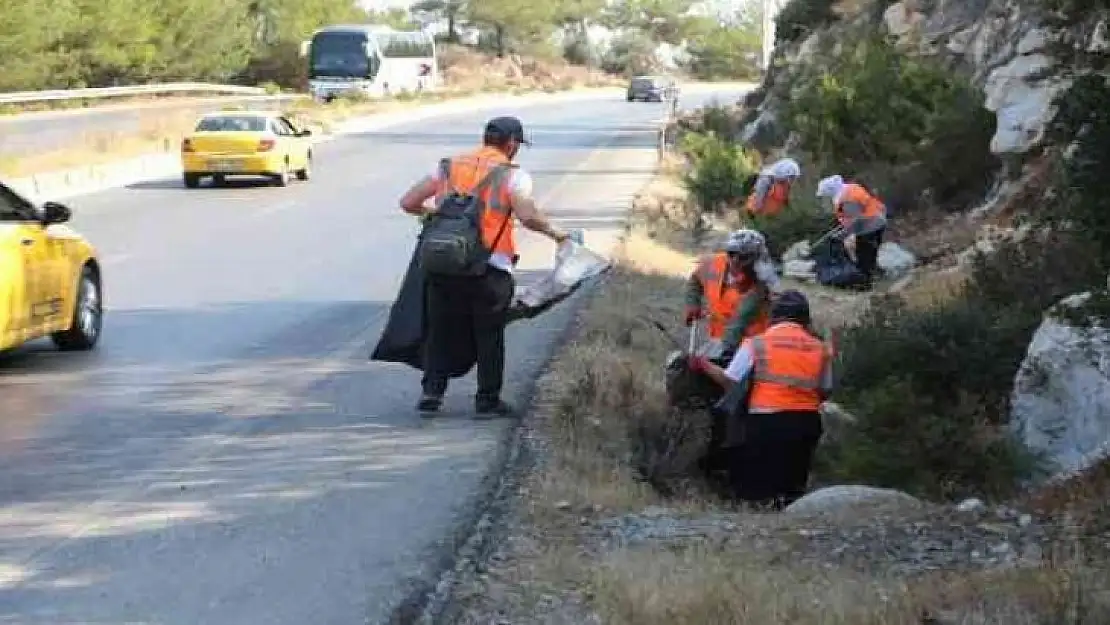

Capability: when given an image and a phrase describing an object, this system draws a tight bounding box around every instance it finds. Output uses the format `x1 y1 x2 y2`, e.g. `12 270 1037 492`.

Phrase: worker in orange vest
689 290 832 508
400 116 571 417
815 175 888 290
744 157 801 217
685 229 781 359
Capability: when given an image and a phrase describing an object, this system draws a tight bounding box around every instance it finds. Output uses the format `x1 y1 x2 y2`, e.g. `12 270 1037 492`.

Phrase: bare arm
511 192 568 243
399 175 439 216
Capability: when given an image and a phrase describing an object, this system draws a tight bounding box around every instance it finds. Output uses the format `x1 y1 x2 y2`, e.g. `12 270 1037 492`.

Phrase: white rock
957 497 987 513
783 259 817 280
782 240 812 262
883 1 925 40
1089 20 1109 53
1015 27 1050 56
983 53 1071 154
877 242 916 279
1010 293 1110 479
783 485 923 516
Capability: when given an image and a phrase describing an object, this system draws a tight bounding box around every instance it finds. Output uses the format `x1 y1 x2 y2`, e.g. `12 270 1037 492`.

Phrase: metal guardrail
0 83 274 105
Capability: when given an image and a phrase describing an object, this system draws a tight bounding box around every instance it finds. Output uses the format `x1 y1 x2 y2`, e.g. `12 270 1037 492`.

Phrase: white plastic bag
512 238 610 312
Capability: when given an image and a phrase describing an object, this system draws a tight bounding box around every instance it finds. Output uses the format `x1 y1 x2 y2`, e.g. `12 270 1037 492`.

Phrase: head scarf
764 157 801 180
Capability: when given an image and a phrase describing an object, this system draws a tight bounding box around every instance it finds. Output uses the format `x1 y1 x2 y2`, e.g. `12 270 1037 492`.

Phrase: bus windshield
310 32 371 78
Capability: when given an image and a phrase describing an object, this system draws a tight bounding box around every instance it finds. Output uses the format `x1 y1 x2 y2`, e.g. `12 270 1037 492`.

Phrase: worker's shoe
474 396 515 419
416 394 443 415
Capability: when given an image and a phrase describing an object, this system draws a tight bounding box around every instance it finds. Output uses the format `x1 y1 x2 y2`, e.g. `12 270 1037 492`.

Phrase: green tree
683 10 761 80
602 0 697 45
366 7 418 29
466 0 558 56
412 0 468 41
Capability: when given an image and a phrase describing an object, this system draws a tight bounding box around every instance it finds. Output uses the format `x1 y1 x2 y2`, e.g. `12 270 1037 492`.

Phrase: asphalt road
0 88 744 624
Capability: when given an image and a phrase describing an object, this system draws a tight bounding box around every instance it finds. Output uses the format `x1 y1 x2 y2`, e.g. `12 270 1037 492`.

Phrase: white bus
301 24 439 101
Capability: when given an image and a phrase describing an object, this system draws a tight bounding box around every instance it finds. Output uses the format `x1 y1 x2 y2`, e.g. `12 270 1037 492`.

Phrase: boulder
783 485 924 517
783 259 817 281
782 240 812 262
877 242 916 279
1010 292 1110 480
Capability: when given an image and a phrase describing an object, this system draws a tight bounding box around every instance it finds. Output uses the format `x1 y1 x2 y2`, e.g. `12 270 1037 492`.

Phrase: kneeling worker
689 290 832 507
685 229 781 359
744 157 801 218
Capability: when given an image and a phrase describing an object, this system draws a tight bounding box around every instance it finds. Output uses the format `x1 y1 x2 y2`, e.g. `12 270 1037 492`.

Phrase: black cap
484 116 530 146
771 289 811 324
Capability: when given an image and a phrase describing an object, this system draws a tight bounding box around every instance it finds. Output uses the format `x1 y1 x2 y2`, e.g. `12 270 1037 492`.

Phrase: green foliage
683 22 762 80
783 33 997 214
824 232 1105 499
774 0 836 45
601 0 698 45
680 132 761 215
1046 74 1110 269
601 32 658 75
744 196 832 260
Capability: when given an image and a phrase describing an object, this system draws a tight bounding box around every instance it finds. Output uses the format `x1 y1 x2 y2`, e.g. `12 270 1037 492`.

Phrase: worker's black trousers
422 267 514 401
854 228 886 287
727 410 822 508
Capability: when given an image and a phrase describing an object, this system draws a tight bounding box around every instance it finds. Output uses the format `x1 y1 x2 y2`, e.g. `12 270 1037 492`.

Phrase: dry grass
449 165 1110 624
0 46 622 178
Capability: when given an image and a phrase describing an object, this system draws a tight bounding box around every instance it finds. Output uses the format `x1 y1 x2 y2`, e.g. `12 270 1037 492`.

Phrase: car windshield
0 182 34 221
631 78 656 89
195 116 269 132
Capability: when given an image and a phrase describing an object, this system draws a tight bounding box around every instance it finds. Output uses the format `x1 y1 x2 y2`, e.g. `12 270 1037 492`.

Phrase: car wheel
211 174 226 187
295 153 311 181
52 265 102 351
183 173 201 188
272 161 291 187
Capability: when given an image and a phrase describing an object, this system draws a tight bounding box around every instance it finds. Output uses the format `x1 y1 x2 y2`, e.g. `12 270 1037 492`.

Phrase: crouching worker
815 175 888 290
689 290 832 509
744 157 801 218
684 229 781 360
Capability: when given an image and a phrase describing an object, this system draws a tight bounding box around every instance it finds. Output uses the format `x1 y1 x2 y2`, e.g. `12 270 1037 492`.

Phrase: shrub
783 33 997 215
683 25 762 80
680 132 760 215
823 232 1103 499
744 194 834 260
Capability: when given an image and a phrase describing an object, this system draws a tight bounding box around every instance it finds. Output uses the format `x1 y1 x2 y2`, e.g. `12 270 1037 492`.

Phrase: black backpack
418 158 513 277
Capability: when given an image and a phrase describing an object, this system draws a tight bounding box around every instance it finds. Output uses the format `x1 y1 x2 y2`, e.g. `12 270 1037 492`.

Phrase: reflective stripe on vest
748 323 827 412
438 146 516 257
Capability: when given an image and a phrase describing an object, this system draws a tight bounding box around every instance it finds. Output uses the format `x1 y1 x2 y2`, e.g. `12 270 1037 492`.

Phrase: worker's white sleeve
723 344 755 383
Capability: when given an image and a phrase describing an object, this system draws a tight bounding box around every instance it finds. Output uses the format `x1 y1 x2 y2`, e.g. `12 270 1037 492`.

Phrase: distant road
0 95 300 158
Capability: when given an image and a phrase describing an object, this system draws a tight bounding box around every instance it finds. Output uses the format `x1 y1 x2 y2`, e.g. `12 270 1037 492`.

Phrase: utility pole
760 0 785 71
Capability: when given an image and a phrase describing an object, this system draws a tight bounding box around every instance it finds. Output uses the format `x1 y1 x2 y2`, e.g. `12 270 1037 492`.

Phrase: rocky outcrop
1010 291 1110 480
783 485 924 517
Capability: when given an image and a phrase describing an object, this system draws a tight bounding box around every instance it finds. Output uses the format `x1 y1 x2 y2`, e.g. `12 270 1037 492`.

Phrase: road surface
0 88 744 624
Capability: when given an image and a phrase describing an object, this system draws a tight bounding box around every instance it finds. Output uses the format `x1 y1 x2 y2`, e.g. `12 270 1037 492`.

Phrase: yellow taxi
180 110 315 188
0 180 102 353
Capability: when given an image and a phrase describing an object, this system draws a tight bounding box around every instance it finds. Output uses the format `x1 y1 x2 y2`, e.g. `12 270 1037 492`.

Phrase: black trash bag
664 350 727 410
370 241 477 378
813 236 868 288
371 236 610 377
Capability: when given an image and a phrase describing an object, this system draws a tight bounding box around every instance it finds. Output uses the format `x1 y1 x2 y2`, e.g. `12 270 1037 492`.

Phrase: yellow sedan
180 111 315 188
0 180 103 353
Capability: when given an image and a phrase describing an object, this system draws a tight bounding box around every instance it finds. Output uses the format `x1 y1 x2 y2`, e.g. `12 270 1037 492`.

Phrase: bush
783 33 997 215
823 232 1104 499
680 131 760 215
744 195 834 260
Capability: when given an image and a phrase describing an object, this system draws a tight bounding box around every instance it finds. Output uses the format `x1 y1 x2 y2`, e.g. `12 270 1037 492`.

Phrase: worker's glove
684 306 703 326
687 355 711 373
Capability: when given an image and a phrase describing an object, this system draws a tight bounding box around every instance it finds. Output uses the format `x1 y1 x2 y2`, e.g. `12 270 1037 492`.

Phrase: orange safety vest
834 183 885 230
745 179 791 216
747 323 829 413
436 146 516 258
695 253 771 340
